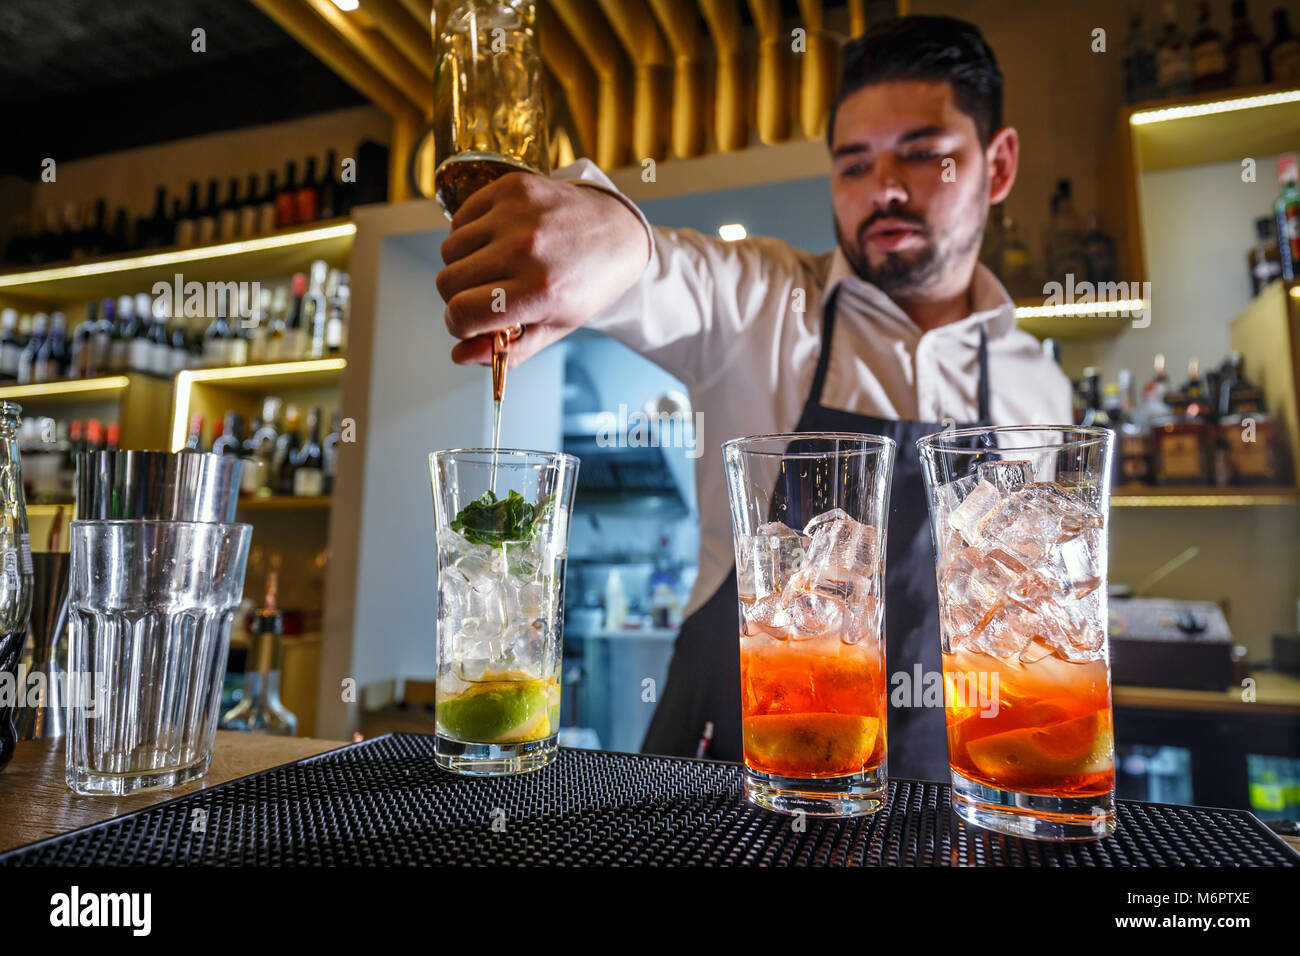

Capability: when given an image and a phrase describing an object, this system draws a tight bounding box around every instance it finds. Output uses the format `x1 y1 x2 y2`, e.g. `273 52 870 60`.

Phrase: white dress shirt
557 159 1074 616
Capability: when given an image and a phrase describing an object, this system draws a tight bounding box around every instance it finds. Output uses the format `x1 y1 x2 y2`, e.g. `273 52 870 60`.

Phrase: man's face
830 80 990 299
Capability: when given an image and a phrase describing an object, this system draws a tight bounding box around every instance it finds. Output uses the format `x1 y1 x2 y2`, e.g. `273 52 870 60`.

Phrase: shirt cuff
552 158 654 268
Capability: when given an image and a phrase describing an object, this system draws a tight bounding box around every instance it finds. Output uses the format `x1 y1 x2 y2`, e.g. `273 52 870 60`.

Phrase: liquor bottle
186 312 206 370
1275 153 1300 280
176 182 201 247
85 418 105 453
169 308 190 375
1046 179 1087 283
1082 212 1118 283
1191 2 1230 91
292 406 325 496
91 298 115 377
247 398 283 497
105 423 120 452
265 286 289 361
1141 352 1172 429
1248 217 1282 295
1122 11 1159 102
0 400 34 772
319 149 340 219
277 161 299 229
218 177 241 241
1227 0 1267 86
296 156 319 224
323 410 341 494
1153 358 1213 486
129 293 153 373
1116 369 1152 485
305 259 329 359
17 313 46 384
167 198 182 247
0 310 20 382
225 290 249 367
285 273 309 360
247 287 272 363
196 179 220 245
203 292 232 368
1155 1 1195 96
219 572 297 736
325 270 350 356
1266 8 1300 83
1218 353 1285 484
109 207 131 255
239 173 261 238
70 302 96 379
141 186 168 249
259 171 279 235
147 296 172 376
212 412 244 456
108 295 134 374
85 199 109 258
37 312 69 381
184 415 205 452
273 405 302 495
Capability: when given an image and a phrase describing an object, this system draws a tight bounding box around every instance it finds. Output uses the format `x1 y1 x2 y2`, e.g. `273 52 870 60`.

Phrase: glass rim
69 519 252 531
722 432 897 459
915 424 1113 455
430 448 579 468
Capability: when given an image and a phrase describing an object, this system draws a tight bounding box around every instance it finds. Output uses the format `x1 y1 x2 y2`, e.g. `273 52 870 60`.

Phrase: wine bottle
197 179 220 245
219 177 241 241
295 156 319 224
203 291 232 368
305 259 329 359
319 149 340 219
130 293 154 373
285 273 308 360
273 405 302 495
277 161 298 229
18 313 47 384
259 171 279 235
0 310 21 382
239 173 261 238
292 406 325 497
176 182 201 247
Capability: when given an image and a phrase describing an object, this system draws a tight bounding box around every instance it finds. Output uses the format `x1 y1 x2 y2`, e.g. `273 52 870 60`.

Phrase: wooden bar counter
0 731 347 854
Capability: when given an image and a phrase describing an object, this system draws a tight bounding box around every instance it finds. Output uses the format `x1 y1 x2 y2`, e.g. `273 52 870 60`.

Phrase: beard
836 188 987 296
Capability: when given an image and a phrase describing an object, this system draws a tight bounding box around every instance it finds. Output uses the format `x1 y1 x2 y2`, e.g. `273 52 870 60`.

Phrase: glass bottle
1275 153 1300 280
1190 2 1229 91
1155 1 1195 97
1266 8 1300 84
1248 216 1283 295
1227 0 1267 86
1122 11 1159 102
220 572 297 736
0 401 34 772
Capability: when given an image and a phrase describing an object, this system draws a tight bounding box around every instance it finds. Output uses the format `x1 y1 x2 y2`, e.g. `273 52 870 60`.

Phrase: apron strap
977 327 991 423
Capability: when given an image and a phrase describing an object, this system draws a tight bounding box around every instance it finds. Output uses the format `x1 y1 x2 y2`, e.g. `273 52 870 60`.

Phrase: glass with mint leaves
430 448 579 776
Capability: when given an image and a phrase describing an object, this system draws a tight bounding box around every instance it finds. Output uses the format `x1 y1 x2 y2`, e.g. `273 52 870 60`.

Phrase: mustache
857 205 929 243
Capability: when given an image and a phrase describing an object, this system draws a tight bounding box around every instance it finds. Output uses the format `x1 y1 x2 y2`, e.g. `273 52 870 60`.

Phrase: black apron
641 287 991 781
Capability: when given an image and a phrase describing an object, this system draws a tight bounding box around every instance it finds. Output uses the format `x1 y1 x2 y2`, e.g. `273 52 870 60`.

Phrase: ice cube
1040 526 1103 601
972 493 1060 565
510 580 550 622
787 589 845 638
805 512 881 576
938 546 1018 614
455 547 506 593
977 593 1075 660
438 570 471 619
843 595 883 645
933 474 979 545
977 459 1033 493
940 601 986 649
795 564 875 604
1017 482 1104 542
739 522 809 599
744 592 792 640
946 479 1001 544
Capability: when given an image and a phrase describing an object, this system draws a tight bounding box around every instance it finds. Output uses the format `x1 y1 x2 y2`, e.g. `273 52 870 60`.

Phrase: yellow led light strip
0 223 357 289
1013 299 1145 319
0 375 131 400
1129 88 1300 126
169 359 347 451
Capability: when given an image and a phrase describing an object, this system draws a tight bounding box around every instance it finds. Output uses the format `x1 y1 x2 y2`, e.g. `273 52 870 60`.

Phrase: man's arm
436 160 808 389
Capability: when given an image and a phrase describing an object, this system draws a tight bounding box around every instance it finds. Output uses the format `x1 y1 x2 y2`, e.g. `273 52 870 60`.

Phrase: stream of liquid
490 329 510 495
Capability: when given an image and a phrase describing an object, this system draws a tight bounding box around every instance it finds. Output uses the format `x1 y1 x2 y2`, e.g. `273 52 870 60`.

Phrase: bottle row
0 261 349 384
1071 351 1289 487
4 150 359 268
1251 152 1300 293
187 398 341 500
981 179 1119 298
1122 2 1300 105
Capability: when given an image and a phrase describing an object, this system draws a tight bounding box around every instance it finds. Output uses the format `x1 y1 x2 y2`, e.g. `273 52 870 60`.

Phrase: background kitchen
0 0 1297 823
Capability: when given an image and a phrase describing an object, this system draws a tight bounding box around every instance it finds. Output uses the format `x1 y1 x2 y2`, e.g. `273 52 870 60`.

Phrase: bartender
435 16 1071 781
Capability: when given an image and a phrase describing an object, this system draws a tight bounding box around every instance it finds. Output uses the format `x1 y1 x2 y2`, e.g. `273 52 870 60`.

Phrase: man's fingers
445 279 545 340
436 241 513 305
449 328 552 368
448 170 529 231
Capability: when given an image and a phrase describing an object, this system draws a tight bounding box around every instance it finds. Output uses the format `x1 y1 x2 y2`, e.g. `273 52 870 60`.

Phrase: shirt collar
824 246 1016 340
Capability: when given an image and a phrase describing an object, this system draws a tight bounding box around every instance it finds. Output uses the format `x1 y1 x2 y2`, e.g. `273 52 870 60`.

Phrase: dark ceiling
0 0 366 179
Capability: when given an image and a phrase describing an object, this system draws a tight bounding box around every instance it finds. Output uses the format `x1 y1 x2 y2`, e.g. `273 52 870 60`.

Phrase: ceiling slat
358 0 435 81
303 0 429 110
551 0 633 169
648 0 708 159
747 0 791 143
699 0 748 152
536 4 600 163
598 0 671 161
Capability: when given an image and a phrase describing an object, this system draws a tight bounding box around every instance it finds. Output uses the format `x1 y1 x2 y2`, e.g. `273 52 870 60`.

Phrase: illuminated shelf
236 496 332 511
171 357 347 451
1128 85 1300 172
1013 299 1138 341
0 219 356 306
1112 485 1300 508
0 375 131 405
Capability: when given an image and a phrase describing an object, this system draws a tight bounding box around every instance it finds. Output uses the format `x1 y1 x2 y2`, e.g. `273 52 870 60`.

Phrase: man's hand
436 172 650 367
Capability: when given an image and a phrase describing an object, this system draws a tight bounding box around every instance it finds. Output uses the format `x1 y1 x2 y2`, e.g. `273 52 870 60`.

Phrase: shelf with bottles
182 392 342 506
0 146 366 300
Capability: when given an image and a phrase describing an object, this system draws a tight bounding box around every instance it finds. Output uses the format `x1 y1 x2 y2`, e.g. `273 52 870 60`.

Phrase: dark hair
827 16 1003 148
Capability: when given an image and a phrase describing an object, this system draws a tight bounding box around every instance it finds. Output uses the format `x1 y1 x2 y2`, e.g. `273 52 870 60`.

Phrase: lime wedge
437 682 549 742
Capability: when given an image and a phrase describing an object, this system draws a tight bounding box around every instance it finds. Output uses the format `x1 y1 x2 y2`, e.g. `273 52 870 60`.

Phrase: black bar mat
3 732 1296 866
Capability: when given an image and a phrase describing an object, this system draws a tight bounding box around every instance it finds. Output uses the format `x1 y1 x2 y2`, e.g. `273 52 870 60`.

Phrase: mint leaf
451 489 537 546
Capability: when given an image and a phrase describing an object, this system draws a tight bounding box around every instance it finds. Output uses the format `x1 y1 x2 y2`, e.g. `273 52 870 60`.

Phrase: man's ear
986 126 1019 206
